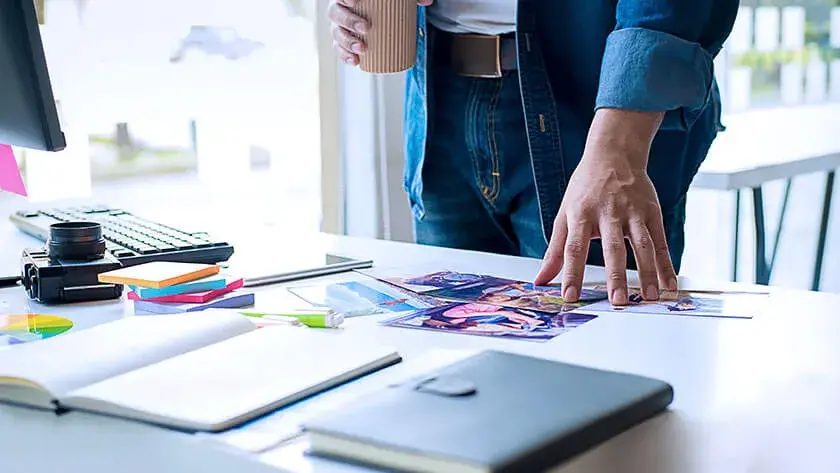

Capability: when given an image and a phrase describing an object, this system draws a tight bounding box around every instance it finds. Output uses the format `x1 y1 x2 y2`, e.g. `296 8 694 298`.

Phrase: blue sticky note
130 275 227 299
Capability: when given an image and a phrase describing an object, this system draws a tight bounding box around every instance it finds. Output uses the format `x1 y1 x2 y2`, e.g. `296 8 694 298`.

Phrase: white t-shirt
427 0 517 35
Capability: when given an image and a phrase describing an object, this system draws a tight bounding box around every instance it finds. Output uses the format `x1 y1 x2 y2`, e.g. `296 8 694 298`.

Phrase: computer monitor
0 0 66 151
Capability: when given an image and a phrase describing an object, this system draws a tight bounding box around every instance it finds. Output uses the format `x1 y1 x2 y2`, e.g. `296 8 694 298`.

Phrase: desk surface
2 221 840 473
696 104 840 190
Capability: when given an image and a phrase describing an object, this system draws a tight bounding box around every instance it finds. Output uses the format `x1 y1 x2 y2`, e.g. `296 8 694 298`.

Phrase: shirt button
418 28 425 37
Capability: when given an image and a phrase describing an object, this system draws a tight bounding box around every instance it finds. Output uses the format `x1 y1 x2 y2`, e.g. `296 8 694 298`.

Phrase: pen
239 310 344 329
252 315 305 328
0 276 21 289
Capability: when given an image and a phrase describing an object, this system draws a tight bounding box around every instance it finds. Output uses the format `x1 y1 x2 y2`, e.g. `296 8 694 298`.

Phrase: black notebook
303 350 674 473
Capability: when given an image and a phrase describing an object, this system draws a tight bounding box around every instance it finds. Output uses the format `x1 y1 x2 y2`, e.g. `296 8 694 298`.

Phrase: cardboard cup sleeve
352 0 417 74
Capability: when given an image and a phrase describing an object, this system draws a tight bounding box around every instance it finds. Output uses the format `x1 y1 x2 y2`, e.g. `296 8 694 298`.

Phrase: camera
21 221 124 303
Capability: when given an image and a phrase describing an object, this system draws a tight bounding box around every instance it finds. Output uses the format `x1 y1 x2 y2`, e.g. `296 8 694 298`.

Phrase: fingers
328 1 368 64
332 25 365 64
329 1 368 33
560 221 592 303
534 214 568 286
628 220 659 301
647 213 678 292
600 220 629 305
329 0 432 64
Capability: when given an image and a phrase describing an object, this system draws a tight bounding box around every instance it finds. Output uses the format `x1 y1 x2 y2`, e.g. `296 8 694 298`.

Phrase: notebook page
63 327 400 431
0 311 255 397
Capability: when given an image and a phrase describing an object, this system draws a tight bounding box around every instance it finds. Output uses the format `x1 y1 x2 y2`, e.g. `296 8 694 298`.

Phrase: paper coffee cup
351 0 417 74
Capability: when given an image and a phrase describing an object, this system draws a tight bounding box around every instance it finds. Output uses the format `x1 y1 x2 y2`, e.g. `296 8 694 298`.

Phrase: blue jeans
414 62 547 259
413 55 697 272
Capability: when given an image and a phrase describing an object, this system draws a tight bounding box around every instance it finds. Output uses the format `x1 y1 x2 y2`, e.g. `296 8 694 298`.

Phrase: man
328 0 738 305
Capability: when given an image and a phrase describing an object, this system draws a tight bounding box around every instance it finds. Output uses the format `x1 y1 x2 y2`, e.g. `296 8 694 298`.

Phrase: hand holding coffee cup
329 0 432 73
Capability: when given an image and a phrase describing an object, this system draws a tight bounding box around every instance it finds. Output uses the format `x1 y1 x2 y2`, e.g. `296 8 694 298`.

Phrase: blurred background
10 0 324 231
2 0 838 293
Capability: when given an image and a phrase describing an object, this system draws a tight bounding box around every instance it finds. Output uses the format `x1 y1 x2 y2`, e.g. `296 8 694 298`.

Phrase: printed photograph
382 302 598 342
356 263 514 294
574 287 767 319
288 279 431 317
362 269 499 294
425 279 608 313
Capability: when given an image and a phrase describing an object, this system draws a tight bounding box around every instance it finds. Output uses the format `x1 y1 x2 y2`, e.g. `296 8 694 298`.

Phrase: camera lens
48 221 107 261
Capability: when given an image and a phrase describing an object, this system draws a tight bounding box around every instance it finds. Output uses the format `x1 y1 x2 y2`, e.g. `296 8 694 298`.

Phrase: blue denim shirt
404 0 739 243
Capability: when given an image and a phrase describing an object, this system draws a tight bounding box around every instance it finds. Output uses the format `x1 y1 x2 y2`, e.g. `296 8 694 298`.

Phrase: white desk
695 105 840 290
2 219 840 473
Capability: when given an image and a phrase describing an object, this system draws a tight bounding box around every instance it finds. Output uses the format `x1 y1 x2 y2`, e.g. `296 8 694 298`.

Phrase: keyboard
10 205 235 267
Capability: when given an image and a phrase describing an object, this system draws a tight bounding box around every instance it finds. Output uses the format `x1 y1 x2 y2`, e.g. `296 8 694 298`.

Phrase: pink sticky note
0 144 27 196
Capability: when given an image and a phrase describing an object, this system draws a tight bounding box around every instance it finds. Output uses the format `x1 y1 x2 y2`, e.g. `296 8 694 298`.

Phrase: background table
2 207 840 473
695 106 840 291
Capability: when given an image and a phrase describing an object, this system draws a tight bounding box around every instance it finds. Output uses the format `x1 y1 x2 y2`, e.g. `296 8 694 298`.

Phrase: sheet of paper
0 310 255 397
382 302 598 342
64 327 401 431
572 287 768 319
358 267 492 294
424 276 608 314
0 145 27 196
287 278 434 317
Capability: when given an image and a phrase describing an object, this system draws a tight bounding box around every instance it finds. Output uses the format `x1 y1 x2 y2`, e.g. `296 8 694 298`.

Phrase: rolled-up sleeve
595 1 738 128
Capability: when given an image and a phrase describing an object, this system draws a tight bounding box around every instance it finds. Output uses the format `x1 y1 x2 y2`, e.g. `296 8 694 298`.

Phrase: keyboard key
183 236 212 247
135 245 160 255
169 240 194 249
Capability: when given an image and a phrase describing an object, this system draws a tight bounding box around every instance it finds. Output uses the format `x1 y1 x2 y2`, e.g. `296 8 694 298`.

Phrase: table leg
769 179 792 272
732 190 741 281
812 170 836 292
752 187 770 285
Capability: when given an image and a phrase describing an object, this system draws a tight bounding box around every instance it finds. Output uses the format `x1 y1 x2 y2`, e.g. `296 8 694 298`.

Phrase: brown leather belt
436 31 518 78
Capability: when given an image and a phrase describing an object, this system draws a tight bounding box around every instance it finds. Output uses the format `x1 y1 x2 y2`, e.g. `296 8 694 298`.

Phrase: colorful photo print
574 288 766 319
382 302 598 342
425 279 608 313
288 280 430 317
360 269 498 294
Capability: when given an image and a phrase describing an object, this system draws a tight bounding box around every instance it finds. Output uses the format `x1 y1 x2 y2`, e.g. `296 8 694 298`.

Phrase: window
717 1 840 111
11 0 332 235
681 1 840 290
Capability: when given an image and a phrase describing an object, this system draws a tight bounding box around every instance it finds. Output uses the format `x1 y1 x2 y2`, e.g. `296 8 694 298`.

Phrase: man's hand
534 108 678 305
328 0 434 65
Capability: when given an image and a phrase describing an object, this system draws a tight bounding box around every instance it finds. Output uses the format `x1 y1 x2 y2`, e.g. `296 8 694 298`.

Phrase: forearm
585 109 664 169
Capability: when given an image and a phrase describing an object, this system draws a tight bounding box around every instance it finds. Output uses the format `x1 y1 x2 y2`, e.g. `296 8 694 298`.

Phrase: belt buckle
454 34 502 79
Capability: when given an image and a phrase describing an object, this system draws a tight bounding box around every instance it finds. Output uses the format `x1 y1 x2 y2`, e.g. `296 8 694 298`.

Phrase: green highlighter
239 309 344 329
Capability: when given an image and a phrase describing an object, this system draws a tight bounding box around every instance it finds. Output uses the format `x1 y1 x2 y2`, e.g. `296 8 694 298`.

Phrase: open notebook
0 311 401 432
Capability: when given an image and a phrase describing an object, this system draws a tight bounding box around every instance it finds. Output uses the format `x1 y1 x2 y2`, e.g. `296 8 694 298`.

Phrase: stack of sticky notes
98 261 254 315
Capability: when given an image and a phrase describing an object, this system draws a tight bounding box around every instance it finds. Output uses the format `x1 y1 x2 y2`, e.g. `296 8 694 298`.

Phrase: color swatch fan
0 314 74 346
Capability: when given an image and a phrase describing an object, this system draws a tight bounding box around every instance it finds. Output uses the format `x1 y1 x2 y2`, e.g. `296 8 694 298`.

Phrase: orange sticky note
0 145 27 196
98 261 221 289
